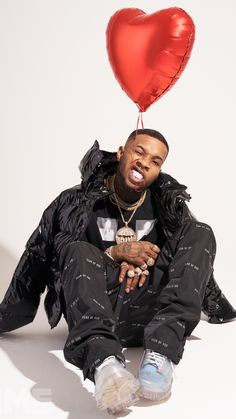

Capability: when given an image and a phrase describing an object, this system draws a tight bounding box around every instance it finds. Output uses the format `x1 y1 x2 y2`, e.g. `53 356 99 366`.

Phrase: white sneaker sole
95 369 140 414
139 381 172 402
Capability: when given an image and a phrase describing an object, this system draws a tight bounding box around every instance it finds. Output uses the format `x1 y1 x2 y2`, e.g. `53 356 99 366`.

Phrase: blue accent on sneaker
138 350 173 401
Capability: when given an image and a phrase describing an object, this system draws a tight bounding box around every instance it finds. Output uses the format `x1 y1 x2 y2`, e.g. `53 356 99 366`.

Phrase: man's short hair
126 128 169 154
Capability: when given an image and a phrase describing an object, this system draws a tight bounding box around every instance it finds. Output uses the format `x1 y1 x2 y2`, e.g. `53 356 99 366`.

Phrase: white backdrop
0 0 235 302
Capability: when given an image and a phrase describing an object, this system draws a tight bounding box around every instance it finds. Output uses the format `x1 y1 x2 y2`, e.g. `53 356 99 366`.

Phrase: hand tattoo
119 242 145 258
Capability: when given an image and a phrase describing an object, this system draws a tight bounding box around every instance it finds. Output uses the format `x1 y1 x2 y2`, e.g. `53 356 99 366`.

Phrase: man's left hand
119 262 148 293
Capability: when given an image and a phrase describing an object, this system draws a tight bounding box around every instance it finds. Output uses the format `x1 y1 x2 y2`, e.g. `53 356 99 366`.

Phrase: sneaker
138 350 173 401
94 356 140 414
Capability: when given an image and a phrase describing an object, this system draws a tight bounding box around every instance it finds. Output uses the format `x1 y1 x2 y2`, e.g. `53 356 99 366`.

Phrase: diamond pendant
115 223 137 244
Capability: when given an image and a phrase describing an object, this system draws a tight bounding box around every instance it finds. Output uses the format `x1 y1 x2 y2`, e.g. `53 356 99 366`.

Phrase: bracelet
105 246 114 260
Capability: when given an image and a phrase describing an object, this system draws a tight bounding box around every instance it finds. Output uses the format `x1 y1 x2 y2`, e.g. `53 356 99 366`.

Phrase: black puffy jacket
0 141 235 332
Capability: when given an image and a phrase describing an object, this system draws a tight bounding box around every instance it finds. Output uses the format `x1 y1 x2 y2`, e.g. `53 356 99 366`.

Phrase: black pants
58 221 216 381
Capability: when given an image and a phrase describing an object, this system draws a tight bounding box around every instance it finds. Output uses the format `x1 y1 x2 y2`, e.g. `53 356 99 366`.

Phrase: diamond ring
127 270 135 278
134 267 142 276
147 258 155 267
142 270 149 276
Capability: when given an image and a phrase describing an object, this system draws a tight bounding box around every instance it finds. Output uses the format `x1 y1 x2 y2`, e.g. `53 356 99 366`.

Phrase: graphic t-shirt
82 189 165 250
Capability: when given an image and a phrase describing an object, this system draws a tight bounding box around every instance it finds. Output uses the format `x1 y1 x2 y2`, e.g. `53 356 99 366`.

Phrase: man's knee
195 221 216 248
59 240 103 269
180 221 217 263
182 220 216 245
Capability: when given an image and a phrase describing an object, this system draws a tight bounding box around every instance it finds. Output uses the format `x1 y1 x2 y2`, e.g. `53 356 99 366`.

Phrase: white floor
0 303 235 419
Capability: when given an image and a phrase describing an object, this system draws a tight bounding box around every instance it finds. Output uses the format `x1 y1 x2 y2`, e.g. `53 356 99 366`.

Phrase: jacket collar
79 140 190 200
79 140 117 185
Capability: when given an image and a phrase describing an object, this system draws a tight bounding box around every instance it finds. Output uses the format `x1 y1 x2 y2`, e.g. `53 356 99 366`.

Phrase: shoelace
144 351 167 370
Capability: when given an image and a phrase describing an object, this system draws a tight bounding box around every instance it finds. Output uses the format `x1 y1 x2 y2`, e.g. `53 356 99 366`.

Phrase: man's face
116 134 168 193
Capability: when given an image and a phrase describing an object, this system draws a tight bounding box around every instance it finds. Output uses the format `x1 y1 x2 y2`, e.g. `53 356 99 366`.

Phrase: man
0 129 235 414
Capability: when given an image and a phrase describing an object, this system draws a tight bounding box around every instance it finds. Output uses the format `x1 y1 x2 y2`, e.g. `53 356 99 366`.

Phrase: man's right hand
112 241 160 266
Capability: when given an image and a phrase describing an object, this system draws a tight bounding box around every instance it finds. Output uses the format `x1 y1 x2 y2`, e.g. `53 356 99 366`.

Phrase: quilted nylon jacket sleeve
0 194 61 333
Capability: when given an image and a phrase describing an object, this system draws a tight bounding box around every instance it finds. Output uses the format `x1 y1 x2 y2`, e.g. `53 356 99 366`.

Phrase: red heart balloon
106 7 195 112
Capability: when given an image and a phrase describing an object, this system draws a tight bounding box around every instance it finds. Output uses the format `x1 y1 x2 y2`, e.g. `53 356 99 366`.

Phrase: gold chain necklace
107 175 139 210
107 175 147 244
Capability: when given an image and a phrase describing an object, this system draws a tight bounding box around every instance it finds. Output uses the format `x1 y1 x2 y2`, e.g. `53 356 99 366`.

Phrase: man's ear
117 146 124 161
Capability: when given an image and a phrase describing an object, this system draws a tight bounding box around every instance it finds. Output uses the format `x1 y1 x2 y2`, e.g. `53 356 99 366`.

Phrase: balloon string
135 111 144 139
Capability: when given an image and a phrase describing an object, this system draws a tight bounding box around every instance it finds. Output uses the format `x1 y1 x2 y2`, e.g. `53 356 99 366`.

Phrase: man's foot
202 276 236 323
138 350 173 401
94 356 140 414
